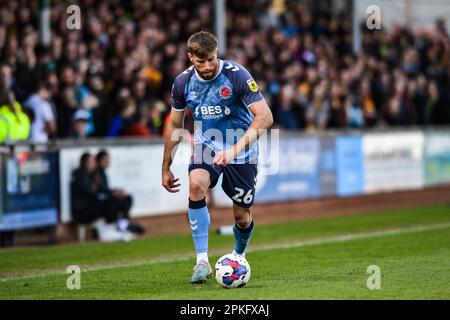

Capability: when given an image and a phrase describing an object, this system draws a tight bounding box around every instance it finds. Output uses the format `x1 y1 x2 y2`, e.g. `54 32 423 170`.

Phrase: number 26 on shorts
232 187 253 205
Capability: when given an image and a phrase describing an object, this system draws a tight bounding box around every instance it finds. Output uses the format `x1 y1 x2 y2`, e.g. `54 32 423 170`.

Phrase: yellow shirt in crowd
0 101 30 143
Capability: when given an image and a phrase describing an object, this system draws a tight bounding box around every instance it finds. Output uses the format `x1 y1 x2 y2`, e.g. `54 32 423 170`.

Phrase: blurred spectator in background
70 152 133 242
305 84 329 132
23 81 56 143
70 109 90 139
0 0 448 134
345 95 365 128
54 84 78 137
326 83 347 129
122 107 152 137
148 100 167 135
276 84 300 129
95 150 145 235
107 97 136 137
0 64 13 90
0 88 30 143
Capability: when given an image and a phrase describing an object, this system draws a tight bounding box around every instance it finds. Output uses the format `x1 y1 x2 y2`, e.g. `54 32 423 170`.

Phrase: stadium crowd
0 0 449 143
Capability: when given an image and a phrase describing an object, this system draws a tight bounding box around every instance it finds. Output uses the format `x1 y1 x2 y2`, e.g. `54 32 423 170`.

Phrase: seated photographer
95 150 145 235
70 152 134 242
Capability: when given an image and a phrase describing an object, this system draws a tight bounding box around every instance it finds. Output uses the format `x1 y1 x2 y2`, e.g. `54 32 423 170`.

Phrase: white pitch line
1 221 450 283
254 221 450 251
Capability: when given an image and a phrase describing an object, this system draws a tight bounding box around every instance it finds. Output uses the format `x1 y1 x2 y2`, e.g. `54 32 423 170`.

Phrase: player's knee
189 180 206 198
234 210 251 228
236 219 251 229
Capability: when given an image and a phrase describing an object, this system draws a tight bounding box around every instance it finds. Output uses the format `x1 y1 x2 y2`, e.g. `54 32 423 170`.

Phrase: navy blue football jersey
171 59 264 164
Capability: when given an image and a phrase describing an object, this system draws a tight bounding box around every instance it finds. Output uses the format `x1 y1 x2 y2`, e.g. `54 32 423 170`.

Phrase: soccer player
162 31 273 283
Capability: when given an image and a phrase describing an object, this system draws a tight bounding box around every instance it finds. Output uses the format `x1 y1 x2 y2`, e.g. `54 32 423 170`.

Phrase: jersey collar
194 59 224 82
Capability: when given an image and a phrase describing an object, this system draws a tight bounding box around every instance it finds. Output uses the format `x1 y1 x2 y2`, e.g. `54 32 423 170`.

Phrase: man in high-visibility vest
0 116 8 142
0 89 30 143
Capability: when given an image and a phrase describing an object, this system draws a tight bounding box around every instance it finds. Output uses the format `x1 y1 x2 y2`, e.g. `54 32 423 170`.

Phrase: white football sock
233 250 245 258
197 252 209 264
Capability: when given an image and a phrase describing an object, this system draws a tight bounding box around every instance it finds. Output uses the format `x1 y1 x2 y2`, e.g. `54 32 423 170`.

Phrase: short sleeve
171 77 187 111
235 65 264 108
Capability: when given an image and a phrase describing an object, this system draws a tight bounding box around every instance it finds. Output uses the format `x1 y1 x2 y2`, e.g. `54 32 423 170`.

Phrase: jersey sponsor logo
246 79 259 92
220 86 232 99
194 105 231 119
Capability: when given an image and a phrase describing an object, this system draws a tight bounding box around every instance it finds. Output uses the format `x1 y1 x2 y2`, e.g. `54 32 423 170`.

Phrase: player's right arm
162 109 184 193
162 78 188 193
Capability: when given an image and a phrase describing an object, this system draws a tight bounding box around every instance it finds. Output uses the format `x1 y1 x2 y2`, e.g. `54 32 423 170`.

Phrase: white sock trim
233 250 245 258
197 252 209 264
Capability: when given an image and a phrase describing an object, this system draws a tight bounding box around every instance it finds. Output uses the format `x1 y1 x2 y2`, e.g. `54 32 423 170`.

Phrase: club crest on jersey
246 79 259 92
219 86 232 99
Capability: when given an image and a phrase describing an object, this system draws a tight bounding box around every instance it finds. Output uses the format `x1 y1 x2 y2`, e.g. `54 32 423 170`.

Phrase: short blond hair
187 31 218 58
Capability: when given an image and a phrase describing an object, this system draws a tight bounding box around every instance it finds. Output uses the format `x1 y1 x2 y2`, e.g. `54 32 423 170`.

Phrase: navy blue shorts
188 144 257 208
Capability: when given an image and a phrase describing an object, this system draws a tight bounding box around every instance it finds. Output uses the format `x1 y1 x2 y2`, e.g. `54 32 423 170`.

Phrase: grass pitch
0 203 449 299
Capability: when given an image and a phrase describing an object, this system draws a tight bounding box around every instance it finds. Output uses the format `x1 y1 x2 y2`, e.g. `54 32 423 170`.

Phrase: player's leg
232 203 254 258
188 168 211 263
222 164 257 258
187 143 222 283
187 166 220 283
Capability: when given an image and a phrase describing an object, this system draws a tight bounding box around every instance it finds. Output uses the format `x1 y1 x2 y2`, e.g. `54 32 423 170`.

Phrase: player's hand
162 169 181 193
212 149 236 167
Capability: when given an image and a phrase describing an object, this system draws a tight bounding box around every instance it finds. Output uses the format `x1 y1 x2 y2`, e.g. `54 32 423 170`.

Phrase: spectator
327 83 347 128
131 78 150 110
0 88 30 143
70 109 90 139
54 84 78 138
276 84 300 130
95 150 145 235
359 79 378 127
23 81 56 143
383 77 409 126
106 97 136 137
426 81 441 124
70 152 133 242
0 0 449 133
122 107 152 137
0 64 13 90
345 95 365 128
148 100 167 135
305 83 330 132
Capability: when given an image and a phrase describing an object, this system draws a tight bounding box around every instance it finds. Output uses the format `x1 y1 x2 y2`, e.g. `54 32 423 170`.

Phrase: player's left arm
213 98 273 167
213 64 273 167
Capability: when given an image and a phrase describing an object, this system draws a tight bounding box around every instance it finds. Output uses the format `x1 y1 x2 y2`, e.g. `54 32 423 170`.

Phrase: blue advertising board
424 133 450 186
0 151 59 231
255 137 321 203
336 136 364 196
319 136 336 196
